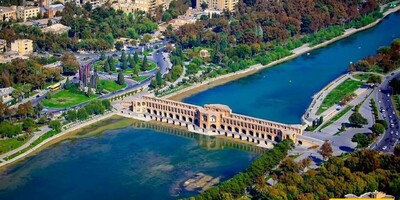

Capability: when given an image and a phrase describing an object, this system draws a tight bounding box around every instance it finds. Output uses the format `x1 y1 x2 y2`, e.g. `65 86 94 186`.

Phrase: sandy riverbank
165 5 400 102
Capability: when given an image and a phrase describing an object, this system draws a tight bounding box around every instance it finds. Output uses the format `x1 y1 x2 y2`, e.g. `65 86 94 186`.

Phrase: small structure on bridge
122 96 306 148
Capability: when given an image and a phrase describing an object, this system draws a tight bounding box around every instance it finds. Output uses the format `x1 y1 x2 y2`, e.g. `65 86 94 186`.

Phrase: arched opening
267 135 272 140
241 129 246 134
202 124 206 129
194 119 199 126
274 136 281 142
264 141 268 145
210 124 217 129
169 113 173 118
164 112 167 117
175 114 180 120
249 131 254 136
228 126 232 131
182 116 187 121
153 110 157 115
147 109 151 113
220 125 225 130
256 133 259 137
234 127 239 133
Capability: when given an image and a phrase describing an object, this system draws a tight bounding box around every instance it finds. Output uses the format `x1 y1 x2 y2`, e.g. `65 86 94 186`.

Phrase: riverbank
165 5 400 102
0 112 118 170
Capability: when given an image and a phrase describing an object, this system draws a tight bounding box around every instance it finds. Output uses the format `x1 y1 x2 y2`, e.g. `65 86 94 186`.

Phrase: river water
1 12 400 200
184 12 400 124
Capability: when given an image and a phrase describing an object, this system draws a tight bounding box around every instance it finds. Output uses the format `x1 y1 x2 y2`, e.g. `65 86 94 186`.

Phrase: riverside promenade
0 111 116 168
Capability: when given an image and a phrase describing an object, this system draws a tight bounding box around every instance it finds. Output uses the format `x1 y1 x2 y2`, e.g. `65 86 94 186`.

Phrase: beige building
16 6 40 22
196 0 238 11
0 6 17 22
0 39 6 52
11 39 33 56
331 191 395 199
112 0 168 13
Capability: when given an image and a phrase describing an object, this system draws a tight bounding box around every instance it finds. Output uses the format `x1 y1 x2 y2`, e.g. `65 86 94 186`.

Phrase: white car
382 146 388 150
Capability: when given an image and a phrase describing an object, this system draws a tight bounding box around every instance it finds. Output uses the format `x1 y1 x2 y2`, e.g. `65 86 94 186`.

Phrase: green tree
47 19 52 26
349 112 368 127
49 120 62 132
372 123 385 135
150 78 158 88
77 108 89 120
104 60 110 72
100 52 106 60
115 41 123 50
352 133 371 148
117 72 125 85
367 74 382 84
134 51 139 63
200 2 208 10
141 56 148 71
132 66 139 78
65 77 71 89
22 118 36 133
156 71 163 86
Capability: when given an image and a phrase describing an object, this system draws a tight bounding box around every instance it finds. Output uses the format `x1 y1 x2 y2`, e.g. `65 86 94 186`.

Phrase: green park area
99 80 126 92
93 58 157 74
317 79 363 115
0 136 33 154
133 75 150 82
353 73 372 82
42 89 98 108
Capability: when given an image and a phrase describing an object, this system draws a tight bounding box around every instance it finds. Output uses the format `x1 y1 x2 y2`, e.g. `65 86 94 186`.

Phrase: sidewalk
0 126 51 161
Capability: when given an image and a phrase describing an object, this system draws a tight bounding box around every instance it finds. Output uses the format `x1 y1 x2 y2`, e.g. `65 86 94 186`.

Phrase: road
373 70 400 152
39 46 171 113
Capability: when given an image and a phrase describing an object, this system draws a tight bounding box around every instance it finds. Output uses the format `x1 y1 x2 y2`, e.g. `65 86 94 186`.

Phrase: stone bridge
122 96 306 148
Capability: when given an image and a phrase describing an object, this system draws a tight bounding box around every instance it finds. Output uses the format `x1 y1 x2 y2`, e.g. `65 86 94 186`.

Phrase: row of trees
349 39 400 73
64 99 112 122
252 148 400 200
195 140 292 199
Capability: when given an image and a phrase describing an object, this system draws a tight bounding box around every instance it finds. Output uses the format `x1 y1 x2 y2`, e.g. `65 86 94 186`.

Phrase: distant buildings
112 0 170 13
16 6 40 22
42 23 71 34
330 191 395 199
0 6 17 22
196 0 238 11
11 39 33 56
0 87 14 105
0 40 6 52
40 4 64 18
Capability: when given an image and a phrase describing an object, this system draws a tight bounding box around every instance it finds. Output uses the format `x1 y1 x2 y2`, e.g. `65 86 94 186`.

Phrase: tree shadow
339 145 355 152
310 155 323 164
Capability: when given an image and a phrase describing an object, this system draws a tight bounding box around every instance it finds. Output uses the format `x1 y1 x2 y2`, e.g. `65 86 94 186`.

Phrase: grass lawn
0 136 32 154
317 79 363 115
353 73 372 82
320 106 353 130
133 75 150 82
100 80 126 92
42 89 98 108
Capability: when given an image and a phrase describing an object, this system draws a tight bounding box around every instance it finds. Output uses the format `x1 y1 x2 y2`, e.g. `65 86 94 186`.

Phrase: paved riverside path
0 126 51 162
0 112 116 167
303 73 351 124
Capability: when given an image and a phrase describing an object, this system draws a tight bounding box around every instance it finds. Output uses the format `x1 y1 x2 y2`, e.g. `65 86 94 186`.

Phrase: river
1 11 400 200
184 12 400 124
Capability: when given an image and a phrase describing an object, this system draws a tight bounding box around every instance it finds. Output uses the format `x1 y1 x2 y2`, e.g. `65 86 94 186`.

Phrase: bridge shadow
339 146 355 152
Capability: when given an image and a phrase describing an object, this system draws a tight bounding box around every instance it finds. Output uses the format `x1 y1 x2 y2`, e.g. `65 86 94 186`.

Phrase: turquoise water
184 12 400 124
0 122 260 200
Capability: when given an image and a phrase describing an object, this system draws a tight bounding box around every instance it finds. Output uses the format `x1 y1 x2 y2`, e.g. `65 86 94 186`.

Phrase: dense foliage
252 149 400 200
350 38 400 73
193 140 292 199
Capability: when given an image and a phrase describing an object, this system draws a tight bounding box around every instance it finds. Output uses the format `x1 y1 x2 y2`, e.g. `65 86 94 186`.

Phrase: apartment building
16 6 40 22
0 6 17 22
196 0 238 11
11 39 33 55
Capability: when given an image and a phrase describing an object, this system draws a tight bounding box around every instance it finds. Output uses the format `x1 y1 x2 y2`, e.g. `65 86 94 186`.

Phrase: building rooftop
0 87 14 97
